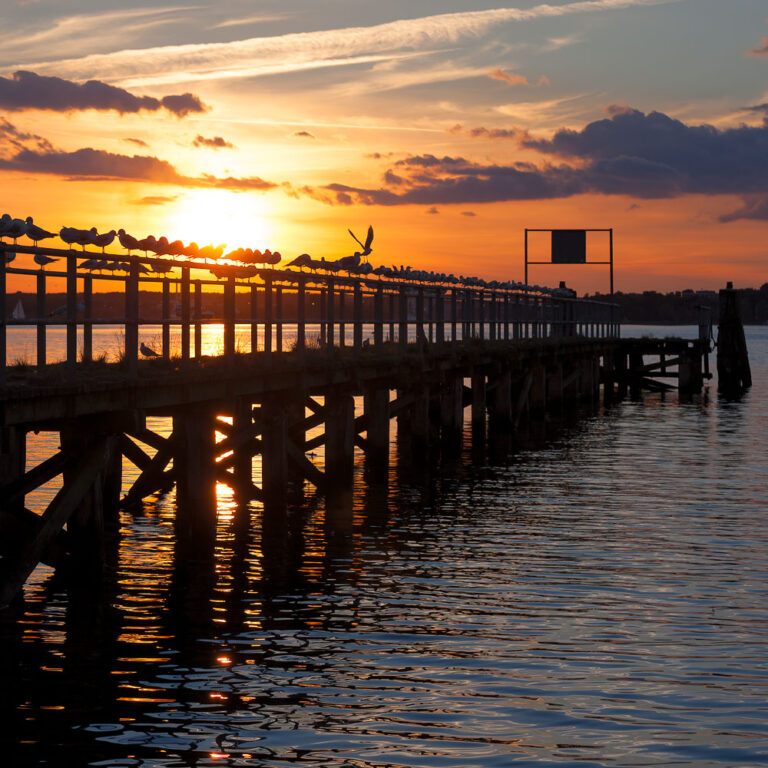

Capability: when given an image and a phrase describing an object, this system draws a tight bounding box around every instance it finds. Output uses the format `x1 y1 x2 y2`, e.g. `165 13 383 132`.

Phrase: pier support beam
261 398 288 506
440 375 464 455
173 407 217 560
364 386 390 479
0 427 26 516
325 391 355 489
529 363 547 415
471 369 487 445
489 367 513 432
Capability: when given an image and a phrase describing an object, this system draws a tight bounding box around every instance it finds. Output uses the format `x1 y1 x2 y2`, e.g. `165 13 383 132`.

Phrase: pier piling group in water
0 239 720 608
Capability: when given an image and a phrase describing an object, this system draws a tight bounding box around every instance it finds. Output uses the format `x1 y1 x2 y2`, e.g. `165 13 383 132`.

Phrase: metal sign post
525 228 614 295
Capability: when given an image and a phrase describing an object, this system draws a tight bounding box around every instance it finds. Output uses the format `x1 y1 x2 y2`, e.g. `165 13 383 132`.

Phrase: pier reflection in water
2 327 768 767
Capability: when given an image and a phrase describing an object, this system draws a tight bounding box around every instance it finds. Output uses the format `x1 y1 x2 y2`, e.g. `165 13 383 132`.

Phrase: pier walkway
0 240 709 607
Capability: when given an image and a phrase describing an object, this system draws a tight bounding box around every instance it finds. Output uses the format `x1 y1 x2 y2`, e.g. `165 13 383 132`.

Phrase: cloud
292 130 315 138
193 135 235 149
457 125 521 139
0 116 53 154
521 106 768 195
213 14 288 29
20 0 676 88
123 137 149 148
306 107 768 207
0 71 207 116
426 206 440 214
461 211 477 216
719 196 768 223
488 68 528 86
0 144 279 191
133 195 179 206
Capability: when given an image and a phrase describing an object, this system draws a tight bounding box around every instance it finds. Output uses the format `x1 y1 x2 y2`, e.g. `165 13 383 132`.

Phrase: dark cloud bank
0 70 206 117
311 107 768 222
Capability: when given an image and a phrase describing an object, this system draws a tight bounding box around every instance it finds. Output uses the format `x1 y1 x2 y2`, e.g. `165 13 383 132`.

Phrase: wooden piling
325 391 355 488
717 282 752 396
364 386 390 477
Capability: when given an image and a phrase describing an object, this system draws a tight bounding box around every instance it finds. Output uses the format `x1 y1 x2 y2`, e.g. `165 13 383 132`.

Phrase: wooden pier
0 240 710 608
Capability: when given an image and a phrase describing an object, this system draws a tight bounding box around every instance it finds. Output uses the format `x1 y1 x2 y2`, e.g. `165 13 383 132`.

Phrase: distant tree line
588 285 768 325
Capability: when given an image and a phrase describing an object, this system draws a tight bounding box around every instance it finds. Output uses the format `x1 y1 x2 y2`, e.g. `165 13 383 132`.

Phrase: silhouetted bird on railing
24 217 56 245
89 229 116 252
34 253 58 269
136 235 157 255
60 226 90 249
4 217 27 244
118 229 139 253
140 343 159 357
287 253 312 270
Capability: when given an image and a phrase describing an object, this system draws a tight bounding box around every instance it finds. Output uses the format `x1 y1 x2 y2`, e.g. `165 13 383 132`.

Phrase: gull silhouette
348 225 373 260
140 342 160 357
24 217 56 244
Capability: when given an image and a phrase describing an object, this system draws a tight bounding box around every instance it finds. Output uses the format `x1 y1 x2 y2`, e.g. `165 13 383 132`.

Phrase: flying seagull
348 225 373 260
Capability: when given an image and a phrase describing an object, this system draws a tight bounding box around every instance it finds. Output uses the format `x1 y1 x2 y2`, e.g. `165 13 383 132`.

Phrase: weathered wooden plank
286 439 326 489
0 438 108 607
0 450 69 506
119 434 153 471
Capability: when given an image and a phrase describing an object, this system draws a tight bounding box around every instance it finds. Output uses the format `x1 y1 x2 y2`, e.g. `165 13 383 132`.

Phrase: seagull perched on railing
34 253 58 269
0 213 12 237
5 218 27 243
89 229 116 252
287 253 312 270
348 225 373 260
118 229 139 253
60 226 92 249
24 217 56 245
140 342 160 357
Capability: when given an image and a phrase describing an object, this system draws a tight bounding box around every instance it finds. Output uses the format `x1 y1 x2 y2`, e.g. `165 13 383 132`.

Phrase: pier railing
0 243 620 385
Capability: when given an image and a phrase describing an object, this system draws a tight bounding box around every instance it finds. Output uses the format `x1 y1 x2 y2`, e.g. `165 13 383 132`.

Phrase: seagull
140 342 160 357
0 213 12 237
287 253 312 269
118 229 139 253
6 218 27 243
60 226 91 249
137 235 157 255
348 225 373 260
167 239 185 256
34 253 58 269
263 249 281 265
24 217 56 244
148 236 169 256
89 229 116 252
182 241 199 258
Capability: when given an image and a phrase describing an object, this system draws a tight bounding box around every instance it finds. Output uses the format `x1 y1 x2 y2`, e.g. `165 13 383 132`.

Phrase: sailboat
11 295 25 320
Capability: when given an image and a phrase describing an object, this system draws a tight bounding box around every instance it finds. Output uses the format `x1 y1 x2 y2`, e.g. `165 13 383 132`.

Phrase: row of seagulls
2 213 563 295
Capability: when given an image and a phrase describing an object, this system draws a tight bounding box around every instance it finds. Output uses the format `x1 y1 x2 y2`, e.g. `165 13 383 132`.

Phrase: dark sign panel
551 229 586 264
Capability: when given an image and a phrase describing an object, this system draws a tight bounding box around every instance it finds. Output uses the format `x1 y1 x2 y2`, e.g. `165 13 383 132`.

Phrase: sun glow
164 189 275 252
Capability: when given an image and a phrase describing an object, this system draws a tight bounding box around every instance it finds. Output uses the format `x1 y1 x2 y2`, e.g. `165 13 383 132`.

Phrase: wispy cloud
488 68 528 85
0 6 200 64
213 14 288 29
12 0 677 88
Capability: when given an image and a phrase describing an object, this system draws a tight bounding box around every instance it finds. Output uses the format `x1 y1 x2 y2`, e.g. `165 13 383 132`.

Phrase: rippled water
2 327 767 767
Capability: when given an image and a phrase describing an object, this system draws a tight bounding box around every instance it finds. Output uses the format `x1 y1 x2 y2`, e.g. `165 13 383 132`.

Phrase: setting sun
164 189 275 253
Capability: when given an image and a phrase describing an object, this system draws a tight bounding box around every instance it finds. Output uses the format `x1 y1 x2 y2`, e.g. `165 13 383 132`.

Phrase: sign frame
525 228 613 295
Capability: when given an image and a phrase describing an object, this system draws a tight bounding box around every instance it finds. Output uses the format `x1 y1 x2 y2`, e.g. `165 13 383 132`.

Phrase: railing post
296 277 306 359
399 285 408 347
250 284 259 354
319 287 327 346
435 287 444 344
264 275 273 362
194 279 202 359
354 282 363 352
67 252 78 375
389 291 396 341
83 274 93 363
416 286 424 344
326 278 335 349
224 275 236 360
275 285 283 353
36 270 46 368
125 258 139 377
451 289 458 342
338 289 345 348
162 278 170 359
180 266 190 361
374 285 384 346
